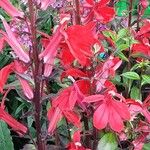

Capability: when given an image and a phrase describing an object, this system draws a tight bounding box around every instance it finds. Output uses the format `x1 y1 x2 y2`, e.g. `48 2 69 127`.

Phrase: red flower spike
0 0 24 18
84 91 130 132
0 63 14 93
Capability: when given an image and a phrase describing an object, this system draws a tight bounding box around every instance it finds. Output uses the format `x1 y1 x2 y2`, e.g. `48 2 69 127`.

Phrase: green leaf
115 51 129 62
97 132 118 150
0 120 14 150
142 75 150 85
121 72 140 80
130 86 141 100
117 28 129 40
143 143 150 150
117 44 129 51
102 30 117 42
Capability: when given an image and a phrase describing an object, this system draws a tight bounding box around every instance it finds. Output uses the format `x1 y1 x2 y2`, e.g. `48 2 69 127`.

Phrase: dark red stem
28 0 45 150
73 0 81 25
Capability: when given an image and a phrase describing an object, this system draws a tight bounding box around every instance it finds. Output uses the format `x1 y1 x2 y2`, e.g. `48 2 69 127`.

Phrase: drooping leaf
97 132 118 150
0 120 14 150
142 75 150 85
130 86 141 101
121 72 140 80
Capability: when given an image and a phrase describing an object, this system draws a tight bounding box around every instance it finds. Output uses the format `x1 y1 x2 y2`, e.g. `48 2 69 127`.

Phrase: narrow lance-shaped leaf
0 120 14 150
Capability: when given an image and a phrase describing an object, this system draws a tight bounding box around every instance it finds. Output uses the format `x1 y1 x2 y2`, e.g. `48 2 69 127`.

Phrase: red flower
0 91 27 136
84 0 115 23
62 22 97 66
0 107 27 136
47 80 90 134
94 56 122 92
0 61 33 99
83 91 130 132
67 130 90 150
132 21 150 57
0 63 14 93
39 23 64 77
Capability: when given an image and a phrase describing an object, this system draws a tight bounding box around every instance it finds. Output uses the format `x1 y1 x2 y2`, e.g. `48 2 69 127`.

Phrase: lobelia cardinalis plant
0 0 150 150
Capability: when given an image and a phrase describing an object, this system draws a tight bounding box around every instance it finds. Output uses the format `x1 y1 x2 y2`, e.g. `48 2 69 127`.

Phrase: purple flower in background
10 19 32 49
51 0 67 9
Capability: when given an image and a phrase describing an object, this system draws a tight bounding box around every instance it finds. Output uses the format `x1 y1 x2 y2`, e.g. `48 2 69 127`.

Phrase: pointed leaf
97 132 118 150
0 120 14 150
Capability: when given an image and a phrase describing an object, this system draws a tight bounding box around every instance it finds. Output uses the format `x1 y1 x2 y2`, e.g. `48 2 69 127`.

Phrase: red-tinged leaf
47 107 63 134
93 103 109 129
108 106 124 132
0 18 30 63
0 63 14 93
83 94 104 103
61 68 87 80
0 107 27 136
0 0 24 18
63 111 81 128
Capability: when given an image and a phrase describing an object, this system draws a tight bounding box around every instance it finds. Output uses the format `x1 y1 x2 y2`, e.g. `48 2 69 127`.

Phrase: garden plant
0 0 150 150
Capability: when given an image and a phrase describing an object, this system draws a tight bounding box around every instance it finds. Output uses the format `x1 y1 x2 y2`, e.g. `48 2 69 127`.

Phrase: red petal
93 103 108 129
1 18 30 63
0 0 24 18
109 107 124 132
0 63 14 93
41 0 55 10
94 6 115 23
112 100 130 120
48 107 63 134
63 111 81 128
83 94 104 103
61 68 87 80
0 107 27 136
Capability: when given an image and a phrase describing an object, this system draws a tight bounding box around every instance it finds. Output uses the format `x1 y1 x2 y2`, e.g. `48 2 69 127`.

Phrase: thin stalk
73 0 81 25
28 0 45 149
128 0 133 27
125 0 133 98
